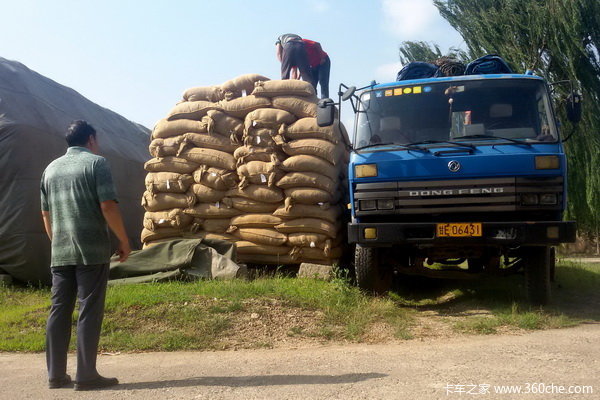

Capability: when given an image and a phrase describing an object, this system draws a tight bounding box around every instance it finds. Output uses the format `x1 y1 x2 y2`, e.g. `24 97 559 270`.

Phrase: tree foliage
425 0 600 235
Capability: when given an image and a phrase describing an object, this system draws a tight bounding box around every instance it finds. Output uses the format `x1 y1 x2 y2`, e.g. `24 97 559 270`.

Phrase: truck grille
354 177 563 216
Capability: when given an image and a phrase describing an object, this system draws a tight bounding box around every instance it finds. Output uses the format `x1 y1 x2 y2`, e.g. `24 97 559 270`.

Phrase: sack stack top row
142 73 350 266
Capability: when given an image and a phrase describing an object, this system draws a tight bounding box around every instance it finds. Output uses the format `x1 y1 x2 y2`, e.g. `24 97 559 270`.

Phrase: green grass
0 261 597 352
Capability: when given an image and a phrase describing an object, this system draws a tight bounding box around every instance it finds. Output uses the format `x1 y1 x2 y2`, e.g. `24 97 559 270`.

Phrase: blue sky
1 0 463 129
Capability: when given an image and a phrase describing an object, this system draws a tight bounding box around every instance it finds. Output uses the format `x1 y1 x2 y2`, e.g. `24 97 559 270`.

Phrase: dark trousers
311 55 331 99
46 264 109 382
281 41 315 86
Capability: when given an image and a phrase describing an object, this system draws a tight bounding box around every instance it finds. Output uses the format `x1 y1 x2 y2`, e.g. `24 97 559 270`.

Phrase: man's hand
100 200 131 263
116 240 131 262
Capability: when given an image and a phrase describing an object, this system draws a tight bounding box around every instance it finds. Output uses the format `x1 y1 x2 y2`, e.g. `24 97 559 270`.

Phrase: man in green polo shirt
40 120 130 391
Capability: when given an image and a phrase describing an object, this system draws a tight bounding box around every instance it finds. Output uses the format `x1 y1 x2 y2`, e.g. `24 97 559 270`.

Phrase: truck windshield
355 79 557 148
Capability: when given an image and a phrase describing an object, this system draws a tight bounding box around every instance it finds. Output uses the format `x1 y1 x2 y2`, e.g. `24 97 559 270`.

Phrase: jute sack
272 96 317 119
284 187 335 205
179 148 236 170
167 101 219 121
275 218 338 238
276 172 336 192
175 232 239 243
226 185 284 203
183 86 223 102
179 132 237 154
192 218 232 234
290 246 343 261
283 117 341 143
229 214 283 230
144 157 199 174
235 241 291 256
141 227 182 244
234 228 287 246
193 166 238 190
242 128 279 149
145 172 194 194
281 139 341 164
273 204 342 223
234 146 284 166
287 233 332 249
149 136 183 158
191 183 227 203
252 79 316 98
152 118 209 139
221 74 270 100
141 191 196 212
143 210 194 230
184 203 242 218
280 155 341 181
237 161 282 188
218 95 271 118
236 253 297 265
226 197 280 213
205 110 244 140
244 108 296 132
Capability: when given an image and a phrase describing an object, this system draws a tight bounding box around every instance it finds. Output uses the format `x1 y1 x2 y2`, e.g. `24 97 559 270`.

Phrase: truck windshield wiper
456 134 532 146
354 142 429 152
408 140 475 149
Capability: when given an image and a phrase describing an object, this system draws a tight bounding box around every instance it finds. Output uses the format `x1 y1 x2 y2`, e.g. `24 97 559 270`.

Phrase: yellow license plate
436 223 482 237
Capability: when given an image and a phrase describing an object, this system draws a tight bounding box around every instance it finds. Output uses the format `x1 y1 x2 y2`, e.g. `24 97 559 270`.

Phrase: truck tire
354 245 391 294
524 246 551 305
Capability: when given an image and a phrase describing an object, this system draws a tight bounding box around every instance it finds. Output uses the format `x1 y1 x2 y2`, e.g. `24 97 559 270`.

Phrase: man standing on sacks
275 33 315 86
41 120 130 391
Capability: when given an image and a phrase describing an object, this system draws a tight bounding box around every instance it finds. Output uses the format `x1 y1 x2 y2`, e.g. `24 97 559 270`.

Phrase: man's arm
100 200 131 262
276 43 283 62
41 211 52 241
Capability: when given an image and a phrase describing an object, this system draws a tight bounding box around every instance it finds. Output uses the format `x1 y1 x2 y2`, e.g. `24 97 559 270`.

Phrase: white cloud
374 61 403 83
382 0 442 39
308 0 331 13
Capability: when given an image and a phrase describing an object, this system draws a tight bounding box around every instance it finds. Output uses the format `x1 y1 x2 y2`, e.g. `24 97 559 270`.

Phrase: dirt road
1 324 597 400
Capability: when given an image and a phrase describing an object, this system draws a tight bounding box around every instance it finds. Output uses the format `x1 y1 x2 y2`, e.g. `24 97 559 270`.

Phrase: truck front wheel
524 246 551 305
354 246 392 294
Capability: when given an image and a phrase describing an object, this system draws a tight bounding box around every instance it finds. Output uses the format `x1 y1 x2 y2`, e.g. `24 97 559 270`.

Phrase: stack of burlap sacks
142 74 349 265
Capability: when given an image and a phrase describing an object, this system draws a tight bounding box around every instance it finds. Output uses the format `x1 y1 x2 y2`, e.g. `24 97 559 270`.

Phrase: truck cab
319 73 578 304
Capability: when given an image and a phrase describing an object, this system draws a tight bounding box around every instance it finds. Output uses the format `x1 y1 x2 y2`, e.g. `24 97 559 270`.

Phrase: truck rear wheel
354 245 391 294
524 246 551 305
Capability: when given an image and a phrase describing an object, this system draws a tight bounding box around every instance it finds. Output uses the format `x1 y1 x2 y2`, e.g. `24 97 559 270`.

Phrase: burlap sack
149 136 183 158
152 118 209 139
226 197 280 213
284 187 335 205
235 228 287 246
144 157 199 174
242 128 279 149
290 246 343 261
280 155 341 181
183 86 223 102
229 214 283 229
236 253 297 265
179 148 236 170
177 232 239 242
145 172 194 194
141 227 182 244
272 96 318 119
219 95 271 118
244 108 296 133
205 110 244 140
193 166 239 190
191 183 227 203
281 139 341 164
287 232 331 249
184 203 242 218
141 191 196 212
283 117 341 143
252 79 316 98
193 218 231 234
143 210 194 230
273 204 342 223
234 146 284 166
237 161 283 188
226 185 284 203
180 132 237 154
167 101 219 121
221 74 270 100
276 172 336 192
235 241 291 256
275 218 338 238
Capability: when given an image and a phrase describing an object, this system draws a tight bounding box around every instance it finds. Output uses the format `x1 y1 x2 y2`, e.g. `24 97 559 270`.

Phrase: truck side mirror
317 98 336 127
566 93 582 124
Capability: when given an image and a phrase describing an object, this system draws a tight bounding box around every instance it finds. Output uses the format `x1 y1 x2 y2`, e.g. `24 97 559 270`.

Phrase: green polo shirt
40 146 118 267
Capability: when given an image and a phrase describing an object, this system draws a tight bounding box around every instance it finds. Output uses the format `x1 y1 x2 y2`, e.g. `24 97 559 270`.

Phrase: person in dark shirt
275 33 315 86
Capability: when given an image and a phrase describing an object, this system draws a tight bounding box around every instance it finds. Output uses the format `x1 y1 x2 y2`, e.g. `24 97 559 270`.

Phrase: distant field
0 261 598 352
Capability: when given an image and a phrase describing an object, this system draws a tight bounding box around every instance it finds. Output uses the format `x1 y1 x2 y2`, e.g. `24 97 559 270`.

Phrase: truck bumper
348 221 577 247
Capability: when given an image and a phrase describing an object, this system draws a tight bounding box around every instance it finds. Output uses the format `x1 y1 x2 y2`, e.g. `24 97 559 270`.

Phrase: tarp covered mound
0 57 150 284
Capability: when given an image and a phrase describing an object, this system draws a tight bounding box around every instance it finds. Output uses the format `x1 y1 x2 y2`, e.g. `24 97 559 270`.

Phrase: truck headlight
377 199 395 210
359 200 377 210
355 164 378 178
539 193 558 205
535 156 559 169
521 194 539 205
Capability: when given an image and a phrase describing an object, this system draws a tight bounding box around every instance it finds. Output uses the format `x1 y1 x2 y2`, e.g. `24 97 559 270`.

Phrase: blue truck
318 70 580 305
